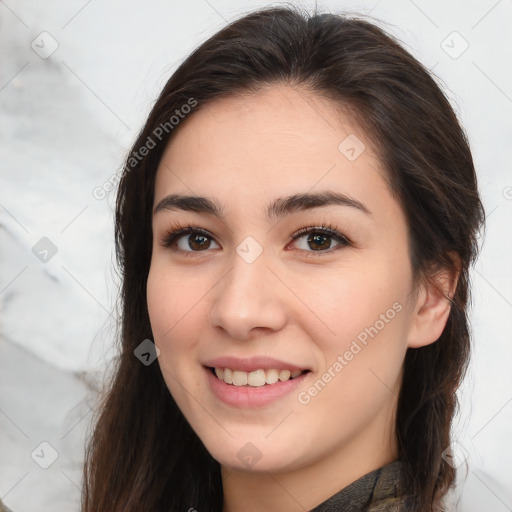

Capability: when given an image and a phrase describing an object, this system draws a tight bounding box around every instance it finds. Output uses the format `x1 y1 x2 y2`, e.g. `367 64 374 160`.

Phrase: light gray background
1 1 511 511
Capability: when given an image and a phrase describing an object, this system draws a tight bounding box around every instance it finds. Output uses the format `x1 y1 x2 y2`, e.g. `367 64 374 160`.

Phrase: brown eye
291 226 351 254
160 226 220 253
306 232 332 251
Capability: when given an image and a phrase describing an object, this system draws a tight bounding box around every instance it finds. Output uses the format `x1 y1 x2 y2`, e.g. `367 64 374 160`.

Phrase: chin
204 436 303 474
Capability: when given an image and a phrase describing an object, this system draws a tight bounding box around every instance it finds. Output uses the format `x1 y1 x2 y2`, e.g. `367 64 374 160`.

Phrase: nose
209 247 288 341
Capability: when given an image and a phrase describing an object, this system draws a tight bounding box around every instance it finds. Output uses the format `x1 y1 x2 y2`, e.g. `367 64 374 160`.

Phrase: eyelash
159 222 352 258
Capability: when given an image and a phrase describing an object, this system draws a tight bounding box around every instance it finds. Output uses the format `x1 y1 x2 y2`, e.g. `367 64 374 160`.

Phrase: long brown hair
82 4 485 511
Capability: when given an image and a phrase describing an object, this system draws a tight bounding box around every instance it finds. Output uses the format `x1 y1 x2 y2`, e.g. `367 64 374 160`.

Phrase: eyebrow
153 190 371 220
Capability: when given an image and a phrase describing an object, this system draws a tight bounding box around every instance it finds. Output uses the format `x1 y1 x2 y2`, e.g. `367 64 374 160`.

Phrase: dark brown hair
82 4 484 511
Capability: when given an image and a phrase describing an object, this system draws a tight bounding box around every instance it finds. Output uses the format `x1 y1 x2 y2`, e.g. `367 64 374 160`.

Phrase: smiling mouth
208 366 310 387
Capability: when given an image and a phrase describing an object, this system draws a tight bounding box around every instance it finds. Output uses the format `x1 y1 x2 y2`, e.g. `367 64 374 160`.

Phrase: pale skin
146 85 456 512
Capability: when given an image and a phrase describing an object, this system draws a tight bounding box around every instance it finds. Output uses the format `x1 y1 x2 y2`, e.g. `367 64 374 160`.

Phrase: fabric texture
310 460 410 512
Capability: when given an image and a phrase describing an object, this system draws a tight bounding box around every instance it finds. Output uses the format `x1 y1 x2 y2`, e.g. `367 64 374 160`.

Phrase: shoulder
367 497 411 512
367 461 413 512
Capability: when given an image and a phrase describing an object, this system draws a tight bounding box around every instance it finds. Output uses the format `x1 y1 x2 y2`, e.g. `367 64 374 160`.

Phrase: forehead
154 85 390 215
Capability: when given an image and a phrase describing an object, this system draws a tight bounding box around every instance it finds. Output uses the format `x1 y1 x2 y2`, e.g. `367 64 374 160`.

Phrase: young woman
82 5 484 511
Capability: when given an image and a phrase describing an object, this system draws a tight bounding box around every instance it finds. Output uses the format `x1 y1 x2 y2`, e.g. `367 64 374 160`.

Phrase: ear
407 254 461 349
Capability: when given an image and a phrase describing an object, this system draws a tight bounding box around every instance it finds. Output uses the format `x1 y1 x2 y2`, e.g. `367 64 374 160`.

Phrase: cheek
146 263 209 412
292 259 411 415
291 278 408 447
147 262 207 340
146 263 206 382
294 260 410 357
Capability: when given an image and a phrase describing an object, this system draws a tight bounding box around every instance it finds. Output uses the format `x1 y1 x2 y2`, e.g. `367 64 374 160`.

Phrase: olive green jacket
311 461 410 512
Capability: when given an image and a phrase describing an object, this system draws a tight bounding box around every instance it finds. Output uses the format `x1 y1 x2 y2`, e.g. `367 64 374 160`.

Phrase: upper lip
203 356 310 373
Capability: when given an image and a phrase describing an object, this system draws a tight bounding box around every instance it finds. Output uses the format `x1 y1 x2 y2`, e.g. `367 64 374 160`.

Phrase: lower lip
205 366 310 408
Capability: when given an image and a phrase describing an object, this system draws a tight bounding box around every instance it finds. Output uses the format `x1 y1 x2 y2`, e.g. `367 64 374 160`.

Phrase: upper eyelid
161 225 343 241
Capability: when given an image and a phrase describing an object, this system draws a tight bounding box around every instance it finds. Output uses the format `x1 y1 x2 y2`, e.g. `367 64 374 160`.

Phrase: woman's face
147 85 419 475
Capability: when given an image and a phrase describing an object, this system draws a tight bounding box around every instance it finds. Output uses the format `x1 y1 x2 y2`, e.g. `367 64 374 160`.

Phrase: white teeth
232 371 248 386
278 369 291 381
223 368 233 384
247 369 266 387
213 367 305 386
265 368 279 384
